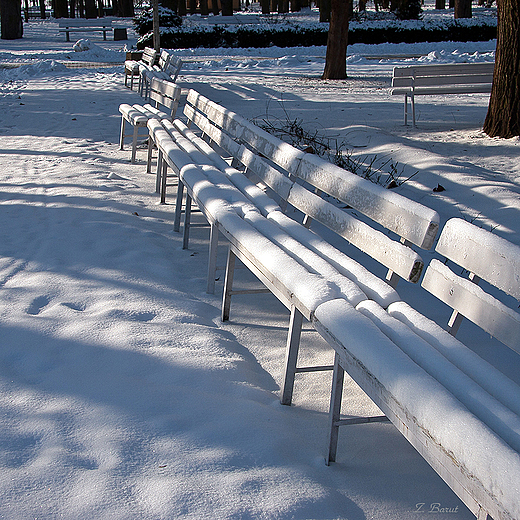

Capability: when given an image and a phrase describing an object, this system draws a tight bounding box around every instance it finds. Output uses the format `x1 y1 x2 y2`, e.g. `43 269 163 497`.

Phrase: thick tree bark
483 0 520 138
153 0 160 52
221 0 233 15
319 0 330 21
454 0 471 18
322 0 349 79
1 0 23 38
54 0 68 17
84 0 97 18
113 0 134 17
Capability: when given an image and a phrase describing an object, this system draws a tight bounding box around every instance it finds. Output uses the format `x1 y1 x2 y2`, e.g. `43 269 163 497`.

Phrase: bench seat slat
313 297 520 520
357 299 520 454
387 300 520 417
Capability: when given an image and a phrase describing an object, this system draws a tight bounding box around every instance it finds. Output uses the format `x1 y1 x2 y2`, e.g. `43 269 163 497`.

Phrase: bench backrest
140 47 157 67
157 50 170 70
164 56 183 82
58 18 112 27
183 89 440 285
422 218 520 353
149 77 181 117
392 62 495 89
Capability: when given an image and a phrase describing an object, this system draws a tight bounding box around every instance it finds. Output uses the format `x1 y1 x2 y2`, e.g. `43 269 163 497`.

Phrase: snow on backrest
436 218 520 300
297 153 440 250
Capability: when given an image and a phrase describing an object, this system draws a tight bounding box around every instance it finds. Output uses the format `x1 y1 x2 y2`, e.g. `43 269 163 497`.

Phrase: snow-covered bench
143 90 519 519
140 51 183 98
58 18 113 42
119 76 181 164
318 218 520 520
148 89 439 403
391 62 495 126
124 47 156 90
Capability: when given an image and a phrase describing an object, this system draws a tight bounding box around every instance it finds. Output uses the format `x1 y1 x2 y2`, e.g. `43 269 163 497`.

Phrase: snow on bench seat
312 297 520 520
324 218 520 520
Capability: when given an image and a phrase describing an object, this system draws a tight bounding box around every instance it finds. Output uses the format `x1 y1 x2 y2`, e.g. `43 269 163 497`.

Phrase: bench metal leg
155 149 163 194
160 159 168 204
131 125 139 164
411 94 416 127
119 117 126 150
222 248 236 322
280 306 304 406
182 193 192 250
326 352 389 465
173 181 184 233
147 137 154 173
326 352 345 465
404 93 408 126
207 223 219 294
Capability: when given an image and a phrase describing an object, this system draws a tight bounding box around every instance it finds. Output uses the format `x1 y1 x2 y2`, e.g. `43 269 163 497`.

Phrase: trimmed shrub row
136 22 497 50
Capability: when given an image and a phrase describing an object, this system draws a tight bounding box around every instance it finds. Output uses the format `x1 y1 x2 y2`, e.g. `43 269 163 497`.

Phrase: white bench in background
58 18 113 42
140 51 183 98
124 47 156 90
391 62 495 126
319 218 520 520
119 77 181 164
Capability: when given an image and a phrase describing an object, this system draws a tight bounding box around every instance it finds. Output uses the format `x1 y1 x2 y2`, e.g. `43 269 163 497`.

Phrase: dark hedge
136 23 497 50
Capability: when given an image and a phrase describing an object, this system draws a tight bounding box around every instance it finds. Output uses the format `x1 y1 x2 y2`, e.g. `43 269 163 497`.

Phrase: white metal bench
124 47 156 90
391 62 495 126
119 77 181 164
58 18 113 42
140 51 183 98
319 217 520 520
147 89 439 405
139 89 519 520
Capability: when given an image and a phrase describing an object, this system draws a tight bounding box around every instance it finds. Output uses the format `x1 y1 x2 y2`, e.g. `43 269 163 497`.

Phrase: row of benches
124 48 183 95
118 78 519 520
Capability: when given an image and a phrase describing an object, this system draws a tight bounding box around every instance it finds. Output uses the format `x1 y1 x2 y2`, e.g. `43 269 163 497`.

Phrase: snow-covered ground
0 5 519 519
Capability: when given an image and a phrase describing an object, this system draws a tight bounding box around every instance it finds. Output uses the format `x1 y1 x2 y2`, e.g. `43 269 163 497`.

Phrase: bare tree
1 0 23 38
454 0 472 18
322 0 349 80
483 0 520 138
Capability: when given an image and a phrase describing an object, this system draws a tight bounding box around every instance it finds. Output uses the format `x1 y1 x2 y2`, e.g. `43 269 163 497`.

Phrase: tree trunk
454 0 471 17
221 0 233 14
152 0 160 52
435 0 445 8
319 0 330 21
54 0 68 17
322 0 349 79
483 0 520 138
200 0 209 14
260 0 270 12
84 0 97 17
0 0 23 39
39 0 46 17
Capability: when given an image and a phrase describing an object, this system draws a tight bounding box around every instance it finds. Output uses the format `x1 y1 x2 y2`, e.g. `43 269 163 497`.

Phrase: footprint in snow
26 295 51 316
